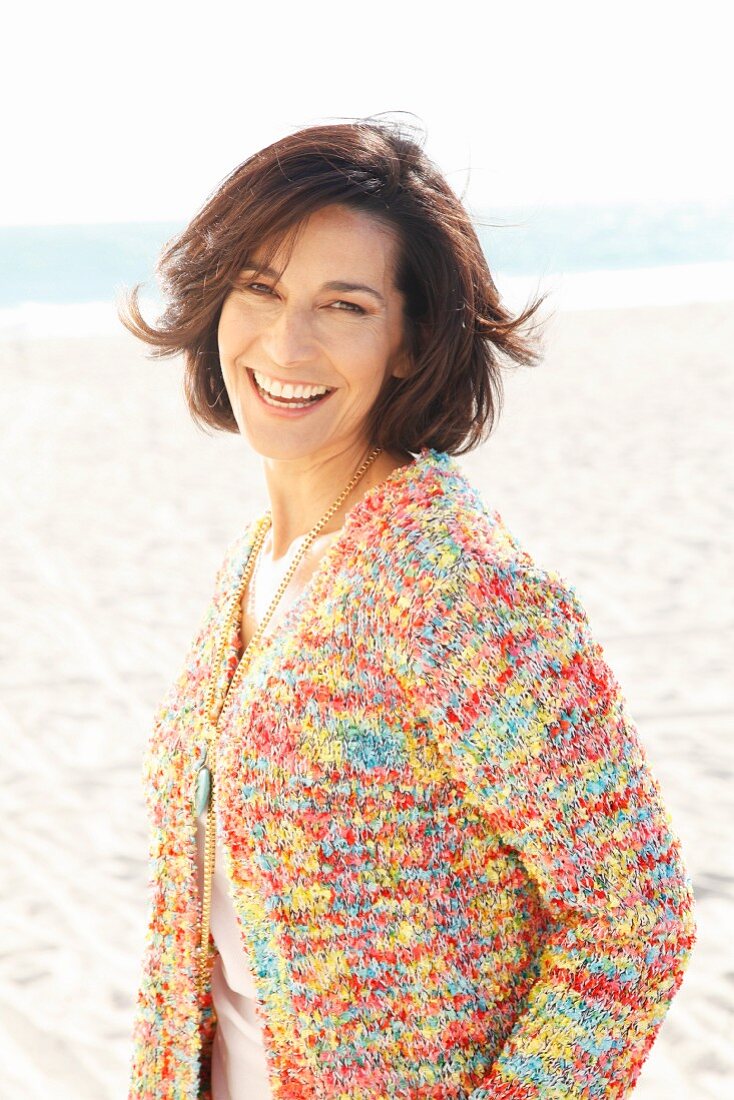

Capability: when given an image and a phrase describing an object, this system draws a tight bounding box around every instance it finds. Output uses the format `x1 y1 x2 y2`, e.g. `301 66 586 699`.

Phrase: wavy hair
117 114 550 455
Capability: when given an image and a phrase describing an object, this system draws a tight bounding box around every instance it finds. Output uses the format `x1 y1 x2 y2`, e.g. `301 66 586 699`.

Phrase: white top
195 524 343 1099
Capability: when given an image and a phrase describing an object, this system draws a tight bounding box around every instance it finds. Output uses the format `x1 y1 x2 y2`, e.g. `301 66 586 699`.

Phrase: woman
119 118 696 1100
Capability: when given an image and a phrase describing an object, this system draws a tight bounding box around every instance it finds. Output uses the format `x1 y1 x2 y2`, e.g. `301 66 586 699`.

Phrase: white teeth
260 391 317 409
253 370 330 400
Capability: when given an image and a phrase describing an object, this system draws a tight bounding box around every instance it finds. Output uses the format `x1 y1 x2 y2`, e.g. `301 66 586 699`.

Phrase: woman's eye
237 284 364 314
332 300 365 314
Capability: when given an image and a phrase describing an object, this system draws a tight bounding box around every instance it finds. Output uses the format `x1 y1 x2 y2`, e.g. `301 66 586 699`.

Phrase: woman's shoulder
406 478 610 712
406 457 592 643
404 453 575 591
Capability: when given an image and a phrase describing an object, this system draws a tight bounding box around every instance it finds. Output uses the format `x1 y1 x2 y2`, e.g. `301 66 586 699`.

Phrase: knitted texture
127 447 696 1099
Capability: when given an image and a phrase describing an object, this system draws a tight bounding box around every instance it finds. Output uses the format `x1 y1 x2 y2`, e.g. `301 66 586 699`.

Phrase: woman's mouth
248 369 336 417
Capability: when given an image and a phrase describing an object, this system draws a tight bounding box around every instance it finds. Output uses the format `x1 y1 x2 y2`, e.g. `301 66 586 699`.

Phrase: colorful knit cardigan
127 446 696 1099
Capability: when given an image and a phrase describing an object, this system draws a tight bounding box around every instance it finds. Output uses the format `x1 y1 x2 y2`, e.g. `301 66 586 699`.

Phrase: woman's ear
389 340 414 380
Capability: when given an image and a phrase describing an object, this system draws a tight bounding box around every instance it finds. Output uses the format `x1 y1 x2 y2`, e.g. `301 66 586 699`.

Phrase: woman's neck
261 445 412 561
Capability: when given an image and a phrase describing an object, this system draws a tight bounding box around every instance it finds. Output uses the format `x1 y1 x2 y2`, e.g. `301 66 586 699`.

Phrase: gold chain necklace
194 445 383 997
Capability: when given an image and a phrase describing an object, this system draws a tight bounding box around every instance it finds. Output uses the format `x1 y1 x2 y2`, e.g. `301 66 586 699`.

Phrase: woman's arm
408 554 697 1100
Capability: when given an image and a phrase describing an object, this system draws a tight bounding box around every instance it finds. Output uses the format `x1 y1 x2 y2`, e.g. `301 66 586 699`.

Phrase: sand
0 299 730 1098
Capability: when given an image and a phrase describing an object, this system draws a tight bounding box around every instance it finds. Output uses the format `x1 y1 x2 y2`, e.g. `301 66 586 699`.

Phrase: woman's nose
260 304 317 365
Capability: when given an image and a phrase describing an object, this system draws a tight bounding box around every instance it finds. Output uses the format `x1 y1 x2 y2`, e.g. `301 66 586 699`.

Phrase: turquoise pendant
194 764 211 816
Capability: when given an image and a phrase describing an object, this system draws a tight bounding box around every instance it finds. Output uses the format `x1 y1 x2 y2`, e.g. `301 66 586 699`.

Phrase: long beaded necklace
194 445 384 997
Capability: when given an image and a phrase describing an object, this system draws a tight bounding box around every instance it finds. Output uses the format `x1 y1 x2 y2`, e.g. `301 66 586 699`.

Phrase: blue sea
1 200 732 338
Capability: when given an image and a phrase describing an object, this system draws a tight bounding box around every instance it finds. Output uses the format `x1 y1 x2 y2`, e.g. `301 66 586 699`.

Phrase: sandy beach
0 298 730 1098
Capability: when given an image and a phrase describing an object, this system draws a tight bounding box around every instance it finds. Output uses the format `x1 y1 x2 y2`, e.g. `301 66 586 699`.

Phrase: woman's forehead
245 208 400 281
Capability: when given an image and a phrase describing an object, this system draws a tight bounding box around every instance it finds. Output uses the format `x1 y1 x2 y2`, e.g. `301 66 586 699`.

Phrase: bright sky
2 0 730 226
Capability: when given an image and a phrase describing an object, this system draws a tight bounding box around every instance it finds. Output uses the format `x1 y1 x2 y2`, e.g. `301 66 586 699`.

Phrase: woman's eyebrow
240 264 385 305
325 280 385 304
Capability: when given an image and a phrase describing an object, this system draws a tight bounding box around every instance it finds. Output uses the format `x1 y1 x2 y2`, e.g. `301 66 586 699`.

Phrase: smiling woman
117 115 695 1100
116 115 548 456
216 204 412 455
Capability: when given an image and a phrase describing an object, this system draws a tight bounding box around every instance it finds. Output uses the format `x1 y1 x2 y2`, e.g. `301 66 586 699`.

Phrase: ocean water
0 200 732 339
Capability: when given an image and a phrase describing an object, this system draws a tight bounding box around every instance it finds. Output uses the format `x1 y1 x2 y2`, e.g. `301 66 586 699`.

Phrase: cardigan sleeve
407 553 696 1100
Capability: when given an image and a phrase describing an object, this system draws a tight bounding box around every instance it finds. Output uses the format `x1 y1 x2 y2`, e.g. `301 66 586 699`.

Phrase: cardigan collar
233 448 458 638
207 445 464 726
250 444 459 539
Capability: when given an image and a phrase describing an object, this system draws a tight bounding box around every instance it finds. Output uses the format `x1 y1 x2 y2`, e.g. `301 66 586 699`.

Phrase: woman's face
217 203 409 460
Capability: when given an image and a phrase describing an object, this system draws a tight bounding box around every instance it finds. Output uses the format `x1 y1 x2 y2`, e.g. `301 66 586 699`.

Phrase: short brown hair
117 114 549 455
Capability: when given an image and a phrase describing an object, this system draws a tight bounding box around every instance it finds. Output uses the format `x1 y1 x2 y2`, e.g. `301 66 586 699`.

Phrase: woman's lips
247 368 336 418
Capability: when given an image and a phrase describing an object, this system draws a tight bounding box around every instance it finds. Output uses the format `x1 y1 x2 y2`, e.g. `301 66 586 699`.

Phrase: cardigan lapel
135 447 461 1099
